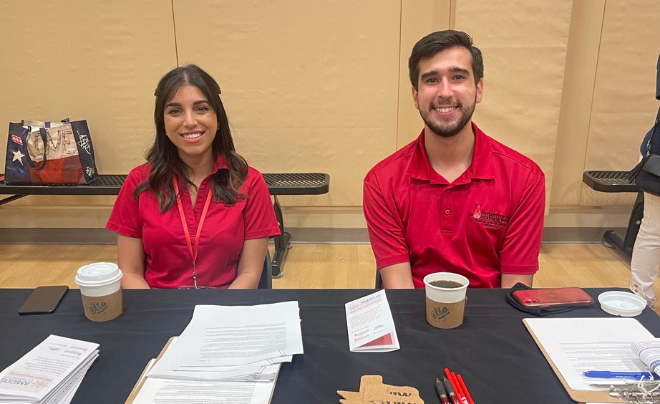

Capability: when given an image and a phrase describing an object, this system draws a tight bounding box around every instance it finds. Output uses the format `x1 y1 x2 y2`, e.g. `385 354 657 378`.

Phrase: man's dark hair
408 30 483 90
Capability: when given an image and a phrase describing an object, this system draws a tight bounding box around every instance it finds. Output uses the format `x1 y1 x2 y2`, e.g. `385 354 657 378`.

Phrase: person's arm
363 174 411 288
117 234 150 289
499 171 545 288
501 273 534 288
379 262 415 289
229 237 269 289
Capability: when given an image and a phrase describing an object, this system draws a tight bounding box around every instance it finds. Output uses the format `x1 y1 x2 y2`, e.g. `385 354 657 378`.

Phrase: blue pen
583 371 658 379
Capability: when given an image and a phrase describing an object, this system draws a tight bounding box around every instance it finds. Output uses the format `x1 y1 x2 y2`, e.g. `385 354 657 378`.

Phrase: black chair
258 251 273 289
375 270 382 289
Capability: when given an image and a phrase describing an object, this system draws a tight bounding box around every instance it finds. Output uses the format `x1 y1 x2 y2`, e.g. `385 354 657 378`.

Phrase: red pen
457 374 475 404
444 369 464 403
450 371 469 404
442 376 461 404
435 378 450 404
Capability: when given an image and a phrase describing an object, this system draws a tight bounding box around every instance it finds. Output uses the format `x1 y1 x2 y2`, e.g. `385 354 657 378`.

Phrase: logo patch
472 204 509 229
11 135 23 145
432 306 450 320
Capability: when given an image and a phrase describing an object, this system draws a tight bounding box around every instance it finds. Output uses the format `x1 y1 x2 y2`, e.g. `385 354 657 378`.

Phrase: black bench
582 169 642 260
0 173 330 278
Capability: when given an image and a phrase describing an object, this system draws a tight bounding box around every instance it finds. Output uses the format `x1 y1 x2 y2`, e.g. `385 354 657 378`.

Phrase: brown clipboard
523 319 627 403
124 337 175 404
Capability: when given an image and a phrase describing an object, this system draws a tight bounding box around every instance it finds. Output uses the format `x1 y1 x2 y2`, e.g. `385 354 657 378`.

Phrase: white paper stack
132 302 304 404
345 290 400 352
0 335 99 404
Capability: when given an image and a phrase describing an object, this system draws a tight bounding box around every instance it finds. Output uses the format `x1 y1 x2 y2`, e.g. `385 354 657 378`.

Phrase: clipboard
523 319 627 403
123 337 279 404
124 337 175 404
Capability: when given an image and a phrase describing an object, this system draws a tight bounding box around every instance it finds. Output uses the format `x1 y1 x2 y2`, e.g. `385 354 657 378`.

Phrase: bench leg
271 195 291 279
603 191 644 260
0 195 26 206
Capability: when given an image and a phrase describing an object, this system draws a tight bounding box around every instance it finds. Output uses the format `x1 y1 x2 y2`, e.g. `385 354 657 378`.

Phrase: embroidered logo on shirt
472 204 509 229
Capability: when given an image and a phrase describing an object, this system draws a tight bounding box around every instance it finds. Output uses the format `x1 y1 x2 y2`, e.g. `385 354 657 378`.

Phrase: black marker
435 378 450 404
443 376 460 404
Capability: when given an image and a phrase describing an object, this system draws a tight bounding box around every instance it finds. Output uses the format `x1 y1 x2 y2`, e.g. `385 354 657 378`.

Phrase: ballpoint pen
435 378 450 404
443 376 461 404
582 371 658 379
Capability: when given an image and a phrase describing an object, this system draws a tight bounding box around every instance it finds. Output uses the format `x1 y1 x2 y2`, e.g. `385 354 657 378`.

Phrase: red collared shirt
364 123 545 288
106 155 280 289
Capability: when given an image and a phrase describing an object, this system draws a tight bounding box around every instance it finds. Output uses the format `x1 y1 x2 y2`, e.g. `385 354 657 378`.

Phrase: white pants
631 192 660 307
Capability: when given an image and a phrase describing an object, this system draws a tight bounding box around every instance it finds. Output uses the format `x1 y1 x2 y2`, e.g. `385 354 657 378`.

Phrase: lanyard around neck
173 180 213 288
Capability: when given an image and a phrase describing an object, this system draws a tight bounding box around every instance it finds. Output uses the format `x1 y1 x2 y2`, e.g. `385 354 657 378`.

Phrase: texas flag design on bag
4 120 98 185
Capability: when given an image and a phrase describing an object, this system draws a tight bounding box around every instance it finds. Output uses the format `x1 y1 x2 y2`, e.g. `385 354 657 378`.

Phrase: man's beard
420 98 476 138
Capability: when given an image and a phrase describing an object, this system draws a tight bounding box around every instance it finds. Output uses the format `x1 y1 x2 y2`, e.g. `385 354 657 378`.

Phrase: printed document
0 335 99 403
133 302 303 403
149 338 284 381
524 318 653 391
176 302 303 367
345 290 400 352
132 378 276 404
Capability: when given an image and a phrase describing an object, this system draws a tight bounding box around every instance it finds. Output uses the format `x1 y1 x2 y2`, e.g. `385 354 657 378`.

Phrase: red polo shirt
106 155 280 289
363 123 545 288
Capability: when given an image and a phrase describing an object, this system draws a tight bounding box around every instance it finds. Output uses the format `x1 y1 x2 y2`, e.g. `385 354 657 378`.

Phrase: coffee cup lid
75 262 122 287
598 291 647 317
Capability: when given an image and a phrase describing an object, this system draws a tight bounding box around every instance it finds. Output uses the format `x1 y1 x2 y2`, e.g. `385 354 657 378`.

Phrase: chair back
375 270 382 289
258 251 273 289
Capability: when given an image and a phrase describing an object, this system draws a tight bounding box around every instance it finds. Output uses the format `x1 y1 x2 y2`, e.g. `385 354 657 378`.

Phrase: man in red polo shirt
363 30 545 289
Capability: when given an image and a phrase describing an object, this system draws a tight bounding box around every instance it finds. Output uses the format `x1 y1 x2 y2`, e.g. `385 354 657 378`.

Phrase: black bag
633 107 660 196
632 56 660 195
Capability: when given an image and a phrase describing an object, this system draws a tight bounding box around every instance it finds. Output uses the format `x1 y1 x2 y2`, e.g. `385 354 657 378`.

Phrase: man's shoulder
365 138 417 183
486 134 544 181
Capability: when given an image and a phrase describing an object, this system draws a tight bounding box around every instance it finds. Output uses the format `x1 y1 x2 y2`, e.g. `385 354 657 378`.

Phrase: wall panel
550 0 605 206
173 0 401 207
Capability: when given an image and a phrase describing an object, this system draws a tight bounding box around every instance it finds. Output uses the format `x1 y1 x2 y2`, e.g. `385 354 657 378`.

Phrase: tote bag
4 119 98 185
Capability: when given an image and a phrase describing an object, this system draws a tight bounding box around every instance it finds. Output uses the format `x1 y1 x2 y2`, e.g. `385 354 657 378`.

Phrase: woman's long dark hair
134 65 248 212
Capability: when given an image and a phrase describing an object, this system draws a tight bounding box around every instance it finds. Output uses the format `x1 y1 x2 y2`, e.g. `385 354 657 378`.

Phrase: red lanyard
173 180 213 289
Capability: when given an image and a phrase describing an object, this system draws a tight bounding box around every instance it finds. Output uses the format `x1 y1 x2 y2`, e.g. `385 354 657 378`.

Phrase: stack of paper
345 290 400 352
131 302 304 404
0 335 99 404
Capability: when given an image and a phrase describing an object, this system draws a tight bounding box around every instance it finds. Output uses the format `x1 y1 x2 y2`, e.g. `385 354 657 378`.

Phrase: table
1 288 658 403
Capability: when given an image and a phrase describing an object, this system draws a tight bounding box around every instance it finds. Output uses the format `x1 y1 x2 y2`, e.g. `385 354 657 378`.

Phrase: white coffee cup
423 272 469 329
75 262 123 322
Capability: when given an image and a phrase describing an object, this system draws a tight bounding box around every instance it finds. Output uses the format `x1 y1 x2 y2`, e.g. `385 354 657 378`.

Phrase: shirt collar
174 153 229 182
406 122 495 184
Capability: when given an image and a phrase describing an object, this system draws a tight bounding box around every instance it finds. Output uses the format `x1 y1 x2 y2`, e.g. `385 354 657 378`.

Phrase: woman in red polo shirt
106 65 280 289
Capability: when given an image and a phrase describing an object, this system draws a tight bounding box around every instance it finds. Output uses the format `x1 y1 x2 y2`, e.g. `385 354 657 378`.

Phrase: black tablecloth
1 288 658 404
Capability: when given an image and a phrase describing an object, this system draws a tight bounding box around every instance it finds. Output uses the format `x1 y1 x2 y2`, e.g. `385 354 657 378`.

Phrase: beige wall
1 0 659 229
